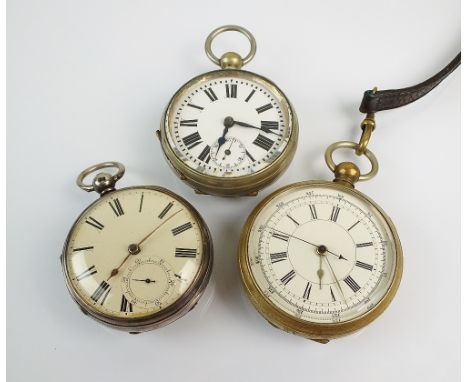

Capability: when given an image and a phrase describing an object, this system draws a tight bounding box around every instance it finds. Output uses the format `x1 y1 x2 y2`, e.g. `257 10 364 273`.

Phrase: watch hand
226 139 235 152
323 255 347 303
137 209 183 247
232 120 280 136
107 254 131 281
216 127 228 155
216 117 235 156
272 229 348 260
317 255 324 289
222 139 236 160
132 278 156 283
107 209 183 281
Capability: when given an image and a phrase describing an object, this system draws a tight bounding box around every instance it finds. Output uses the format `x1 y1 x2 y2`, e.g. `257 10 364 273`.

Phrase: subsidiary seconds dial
210 137 246 170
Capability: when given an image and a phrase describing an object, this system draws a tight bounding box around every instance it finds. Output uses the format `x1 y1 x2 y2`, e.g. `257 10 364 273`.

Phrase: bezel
61 186 213 332
238 180 403 342
159 69 298 196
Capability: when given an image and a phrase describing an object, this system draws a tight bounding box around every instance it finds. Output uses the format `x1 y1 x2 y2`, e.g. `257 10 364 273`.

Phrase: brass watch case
238 180 403 342
158 69 298 197
61 185 213 333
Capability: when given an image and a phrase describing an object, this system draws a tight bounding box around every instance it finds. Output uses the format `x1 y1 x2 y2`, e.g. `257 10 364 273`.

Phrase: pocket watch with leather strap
239 53 460 343
157 25 298 197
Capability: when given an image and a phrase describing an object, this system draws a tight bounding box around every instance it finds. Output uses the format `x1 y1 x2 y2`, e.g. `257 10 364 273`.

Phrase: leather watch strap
359 52 461 114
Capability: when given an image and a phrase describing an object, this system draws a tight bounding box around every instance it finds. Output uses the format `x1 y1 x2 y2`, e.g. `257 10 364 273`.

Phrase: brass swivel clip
356 87 377 156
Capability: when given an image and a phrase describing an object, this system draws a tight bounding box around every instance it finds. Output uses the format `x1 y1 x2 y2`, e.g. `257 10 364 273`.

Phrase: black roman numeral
187 103 204 110
253 134 274 151
182 131 203 150
109 198 124 217
355 261 373 271
330 286 336 302
197 145 211 163
261 121 279 130
246 150 255 162
100 288 111 305
286 214 299 226
204 87 218 102
139 193 144 213
180 119 198 127
270 252 287 264
303 282 312 300
175 248 197 258
356 242 373 248
85 217 104 231
75 265 97 281
90 281 111 303
347 221 359 231
280 270 296 285
245 89 255 102
256 103 273 114
225 84 237 98
120 295 133 312
158 202 174 219
329 206 340 222
309 204 318 220
343 275 360 293
72 246 94 252
272 231 289 241
171 222 193 236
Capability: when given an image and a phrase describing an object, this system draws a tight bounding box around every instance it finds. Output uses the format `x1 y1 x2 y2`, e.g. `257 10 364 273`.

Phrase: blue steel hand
216 116 235 155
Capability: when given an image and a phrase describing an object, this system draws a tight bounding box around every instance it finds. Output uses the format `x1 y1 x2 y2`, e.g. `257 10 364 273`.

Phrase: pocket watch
238 134 402 343
61 162 213 333
157 25 298 197
238 52 460 342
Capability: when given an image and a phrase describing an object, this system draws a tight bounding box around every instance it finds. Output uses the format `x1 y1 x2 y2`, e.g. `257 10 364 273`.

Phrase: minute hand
232 120 280 136
272 229 348 260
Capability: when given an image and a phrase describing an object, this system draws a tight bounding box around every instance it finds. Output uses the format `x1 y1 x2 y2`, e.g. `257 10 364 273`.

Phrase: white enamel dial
165 73 293 177
247 183 398 323
64 188 204 319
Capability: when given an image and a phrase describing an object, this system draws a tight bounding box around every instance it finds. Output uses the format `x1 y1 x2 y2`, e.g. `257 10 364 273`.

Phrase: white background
7 1 460 381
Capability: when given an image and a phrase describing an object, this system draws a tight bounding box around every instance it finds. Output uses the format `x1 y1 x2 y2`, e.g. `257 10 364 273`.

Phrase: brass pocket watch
238 52 460 342
157 25 298 196
61 162 213 333
239 132 402 343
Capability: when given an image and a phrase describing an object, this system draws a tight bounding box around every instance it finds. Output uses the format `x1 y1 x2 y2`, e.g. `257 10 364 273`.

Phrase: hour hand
216 130 227 156
216 117 235 155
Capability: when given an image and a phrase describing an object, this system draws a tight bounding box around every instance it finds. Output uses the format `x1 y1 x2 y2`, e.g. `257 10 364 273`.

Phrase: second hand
323 255 347 305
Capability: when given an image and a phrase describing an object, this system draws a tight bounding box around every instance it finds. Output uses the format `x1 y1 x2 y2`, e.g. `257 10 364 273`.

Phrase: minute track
64 186 206 323
247 183 397 324
165 76 291 178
